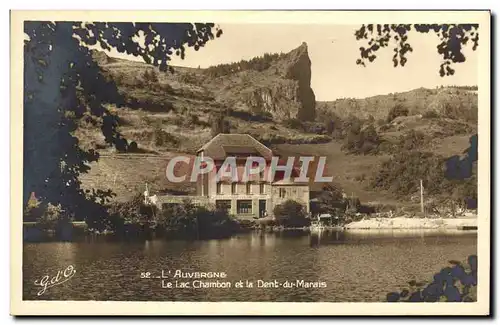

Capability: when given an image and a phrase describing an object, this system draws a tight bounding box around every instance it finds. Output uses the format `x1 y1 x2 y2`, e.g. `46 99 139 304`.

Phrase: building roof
197 134 273 161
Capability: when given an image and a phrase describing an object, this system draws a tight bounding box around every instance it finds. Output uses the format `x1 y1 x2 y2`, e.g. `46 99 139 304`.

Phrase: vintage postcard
10 10 491 316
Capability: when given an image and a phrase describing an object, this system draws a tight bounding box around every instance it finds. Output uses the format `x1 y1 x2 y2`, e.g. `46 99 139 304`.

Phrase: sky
106 24 479 101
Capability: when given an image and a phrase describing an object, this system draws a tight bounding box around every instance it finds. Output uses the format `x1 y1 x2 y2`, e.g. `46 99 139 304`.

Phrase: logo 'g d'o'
34 265 76 296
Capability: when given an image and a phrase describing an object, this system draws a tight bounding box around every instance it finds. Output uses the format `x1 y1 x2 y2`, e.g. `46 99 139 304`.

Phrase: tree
273 200 309 227
24 22 222 226
386 103 409 123
355 24 479 76
317 184 347 220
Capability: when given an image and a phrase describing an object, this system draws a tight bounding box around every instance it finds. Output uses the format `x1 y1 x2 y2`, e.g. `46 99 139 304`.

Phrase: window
216 200 231 212
246 182 251 195
237 200 252 214
216 182 222 195
259 183 265 194
279 188 286 198
231 183 237 195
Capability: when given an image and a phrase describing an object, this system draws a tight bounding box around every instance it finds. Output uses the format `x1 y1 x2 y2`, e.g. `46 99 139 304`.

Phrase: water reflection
23 230 477 302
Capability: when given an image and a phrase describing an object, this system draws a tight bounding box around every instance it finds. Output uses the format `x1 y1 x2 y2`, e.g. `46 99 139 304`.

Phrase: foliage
273 200 309 228
157 200 240 238
386 103 409 123
153 126 179 148
35 203 66 229
372 151 446 197
316 184 348 225
355 24 479 76
342 124 381 155
24 21 221 221
142 68 159 83
282 118 304 130
397 130 427 152
422 110 440 118
372 149 477 204
387 255 477 302
107 193 156 229
205 52 286 78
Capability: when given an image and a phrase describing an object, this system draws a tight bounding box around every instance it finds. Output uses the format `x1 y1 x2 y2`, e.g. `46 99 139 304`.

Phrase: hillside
79 43 478 207
318 86 478 121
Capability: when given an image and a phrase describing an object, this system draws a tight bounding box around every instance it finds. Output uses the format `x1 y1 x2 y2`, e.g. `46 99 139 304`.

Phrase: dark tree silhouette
387 255 477 302
355 24 479 76
24 21 222 227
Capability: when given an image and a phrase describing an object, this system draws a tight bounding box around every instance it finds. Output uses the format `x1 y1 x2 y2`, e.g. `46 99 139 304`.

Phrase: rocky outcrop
242 80 301 120
284 42 316 121
238 42 316 121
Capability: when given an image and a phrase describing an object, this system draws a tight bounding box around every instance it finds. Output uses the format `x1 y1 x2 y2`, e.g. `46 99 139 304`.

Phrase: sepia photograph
10 10 490 316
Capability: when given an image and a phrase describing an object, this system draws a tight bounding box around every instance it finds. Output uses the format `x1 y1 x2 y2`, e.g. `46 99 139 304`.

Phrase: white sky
106 24 479 101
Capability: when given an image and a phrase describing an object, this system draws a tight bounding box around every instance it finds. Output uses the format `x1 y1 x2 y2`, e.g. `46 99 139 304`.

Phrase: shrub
36 203 72 231
143 69 159 83
153 127 179 148
273 200 309 228
158 200 240 238
372 151 444 197
282 118 304 130
423 110 440 118
107 193 156 226
342 124 380 155
178 72 202 85
302 121 326 134
398 130 427 151
387 103 409 123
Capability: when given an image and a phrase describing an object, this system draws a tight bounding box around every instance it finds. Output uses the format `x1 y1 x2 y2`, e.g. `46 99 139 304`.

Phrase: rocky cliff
235 42 316 121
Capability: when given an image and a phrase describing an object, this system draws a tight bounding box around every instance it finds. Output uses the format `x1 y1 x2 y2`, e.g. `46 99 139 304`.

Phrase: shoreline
343 216 478 230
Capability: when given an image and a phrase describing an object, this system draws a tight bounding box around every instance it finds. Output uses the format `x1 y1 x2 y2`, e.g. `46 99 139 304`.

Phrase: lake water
23 230 477 302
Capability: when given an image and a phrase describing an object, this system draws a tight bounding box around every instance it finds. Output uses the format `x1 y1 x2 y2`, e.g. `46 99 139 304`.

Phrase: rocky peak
240 42 316 121
283 42 315 120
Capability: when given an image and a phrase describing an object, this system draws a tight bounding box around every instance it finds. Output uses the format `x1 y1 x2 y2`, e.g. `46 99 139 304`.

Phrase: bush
107 193 156 227
282 118 304 130
273 200 309 227
158 200 240 238
153 127 179 147
398 130 427 151
342 124 380 155
372 151 446 197
143 69 159 83
423 110 440 118
387 103 409 123
36 203 64 229
302 121 326 134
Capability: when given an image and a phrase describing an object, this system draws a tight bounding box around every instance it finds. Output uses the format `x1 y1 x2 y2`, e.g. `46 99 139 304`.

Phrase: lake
23 230 477 302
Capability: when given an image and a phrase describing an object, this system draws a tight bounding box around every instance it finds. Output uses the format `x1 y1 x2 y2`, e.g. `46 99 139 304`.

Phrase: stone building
155 134 310 219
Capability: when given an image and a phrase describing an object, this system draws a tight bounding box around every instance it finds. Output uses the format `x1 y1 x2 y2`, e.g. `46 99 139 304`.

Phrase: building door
259 200 267 218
